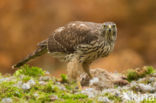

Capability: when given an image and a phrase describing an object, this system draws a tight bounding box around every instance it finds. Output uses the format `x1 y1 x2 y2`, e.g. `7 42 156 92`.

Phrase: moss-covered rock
0 65 156 103
126 66 155 82
0 65 92 103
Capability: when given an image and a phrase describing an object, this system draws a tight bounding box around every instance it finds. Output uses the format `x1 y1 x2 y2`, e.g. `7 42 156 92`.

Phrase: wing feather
48 21 98 53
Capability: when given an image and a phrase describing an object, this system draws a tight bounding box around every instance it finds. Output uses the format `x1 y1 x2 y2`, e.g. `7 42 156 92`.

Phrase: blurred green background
0 0 156 75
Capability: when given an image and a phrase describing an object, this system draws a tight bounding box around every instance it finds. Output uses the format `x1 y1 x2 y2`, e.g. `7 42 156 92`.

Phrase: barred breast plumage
13 21 117 81
72 40 112 64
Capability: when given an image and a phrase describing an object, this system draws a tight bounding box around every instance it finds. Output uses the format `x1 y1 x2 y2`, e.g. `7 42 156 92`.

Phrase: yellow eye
112 24 116 28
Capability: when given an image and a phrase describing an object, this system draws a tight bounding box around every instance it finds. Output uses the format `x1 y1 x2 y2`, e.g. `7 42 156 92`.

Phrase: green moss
0 65 155 103
22 76 31 82
103 92 121 102
60 93 88 99
141 98 156 103
43 83 60 93
0 81 23 99
0 65 92 103
14 65 45 77
126 70 139 82
36 93 53 102
54 99 93 103
61 74 68 83
126 66 155 82
145 66 155 74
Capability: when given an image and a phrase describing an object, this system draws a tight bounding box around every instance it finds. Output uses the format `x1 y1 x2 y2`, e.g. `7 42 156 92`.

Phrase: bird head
101 22 117 42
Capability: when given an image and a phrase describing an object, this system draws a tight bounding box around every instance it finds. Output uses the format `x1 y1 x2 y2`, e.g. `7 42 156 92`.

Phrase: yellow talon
77 80 82 90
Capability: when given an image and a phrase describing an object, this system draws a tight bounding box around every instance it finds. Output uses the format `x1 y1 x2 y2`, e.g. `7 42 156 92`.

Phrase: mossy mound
0 65 156 103
126 66 155 82
0 65 92 103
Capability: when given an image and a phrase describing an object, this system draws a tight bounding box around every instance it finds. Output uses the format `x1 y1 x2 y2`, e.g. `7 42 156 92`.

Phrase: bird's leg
82 63 93 79
67 57 83 89
77 78 82 90
67 57 83 80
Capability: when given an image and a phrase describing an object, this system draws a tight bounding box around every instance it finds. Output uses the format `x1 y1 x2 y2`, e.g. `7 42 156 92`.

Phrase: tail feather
12 46 48 69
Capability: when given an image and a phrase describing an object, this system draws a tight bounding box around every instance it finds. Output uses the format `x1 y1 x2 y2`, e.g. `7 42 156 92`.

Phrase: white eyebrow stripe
56 27 65 32
79 23 86 27
72 23 76 26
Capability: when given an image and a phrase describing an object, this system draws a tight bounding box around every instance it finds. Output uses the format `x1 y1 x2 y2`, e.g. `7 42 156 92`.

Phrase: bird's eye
112 24 116 28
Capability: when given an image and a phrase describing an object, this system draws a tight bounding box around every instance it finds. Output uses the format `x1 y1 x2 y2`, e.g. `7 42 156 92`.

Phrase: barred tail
12 46 48 69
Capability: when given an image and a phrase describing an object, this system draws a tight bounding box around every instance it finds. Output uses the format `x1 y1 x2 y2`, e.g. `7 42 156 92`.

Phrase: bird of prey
13 21 117 82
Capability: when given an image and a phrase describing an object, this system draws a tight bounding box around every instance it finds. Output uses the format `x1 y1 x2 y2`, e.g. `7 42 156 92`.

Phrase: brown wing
48 21 98 53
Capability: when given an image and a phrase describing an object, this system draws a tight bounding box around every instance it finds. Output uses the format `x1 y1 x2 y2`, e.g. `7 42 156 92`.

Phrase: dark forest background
0 0 156 76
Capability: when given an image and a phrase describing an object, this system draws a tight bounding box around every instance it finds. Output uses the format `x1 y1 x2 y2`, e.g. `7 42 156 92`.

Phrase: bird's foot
77 80 82 90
